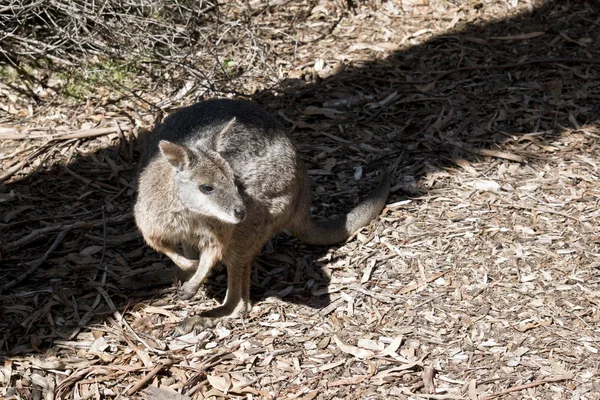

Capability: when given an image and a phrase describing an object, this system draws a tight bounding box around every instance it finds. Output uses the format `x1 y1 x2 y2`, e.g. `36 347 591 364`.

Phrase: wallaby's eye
199 184 215 194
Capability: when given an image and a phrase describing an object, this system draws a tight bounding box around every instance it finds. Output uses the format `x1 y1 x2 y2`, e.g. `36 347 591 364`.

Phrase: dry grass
1 0 600 399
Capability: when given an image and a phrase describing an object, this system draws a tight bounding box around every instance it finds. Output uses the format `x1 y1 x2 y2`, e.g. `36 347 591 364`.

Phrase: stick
62 166 121 192
126 359 174 396
0 126 128 141
0 142 53 181
481 376 572 400
351 57 600 86
400 390 464 400
465 147 524 163
1 213 132 253
2 229 69 291
0 158 30 181
397 270 451 295
494 203 580 222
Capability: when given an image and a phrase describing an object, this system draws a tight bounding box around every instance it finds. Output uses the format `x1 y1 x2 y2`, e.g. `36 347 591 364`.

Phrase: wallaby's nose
234 206 246 221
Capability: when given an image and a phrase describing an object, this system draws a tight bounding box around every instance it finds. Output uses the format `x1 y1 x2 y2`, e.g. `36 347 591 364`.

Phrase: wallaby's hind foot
174 259 252 336
174 300 251 336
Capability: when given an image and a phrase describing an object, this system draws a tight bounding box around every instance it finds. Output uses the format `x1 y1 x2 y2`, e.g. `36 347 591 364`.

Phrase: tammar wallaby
134 99 390 333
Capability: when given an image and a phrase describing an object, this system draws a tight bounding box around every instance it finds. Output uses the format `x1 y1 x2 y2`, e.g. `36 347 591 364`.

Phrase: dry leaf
328 375 367 386
333 335 374 359
357 339 385 352
470 180 501 192
303 106 346 119
207 374 231 393
144 306 178 320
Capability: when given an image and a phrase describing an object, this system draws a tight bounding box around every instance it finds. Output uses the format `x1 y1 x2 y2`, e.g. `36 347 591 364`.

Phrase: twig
0 157 30 182
1 213 132 253
55 366 96 398
397 270 451 295
62 166 121 192
427 57 600 83
342 58 600 87
126 359 174 396
0 141 53 181
0 146 31 161
481 375 573 400
494 203 581 222
464 147 524 163
0 126 129 141
400 390 464 400
113 310 167 354
1 229 70 291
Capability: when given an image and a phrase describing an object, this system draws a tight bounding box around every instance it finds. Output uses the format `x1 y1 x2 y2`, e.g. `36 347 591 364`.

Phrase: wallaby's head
158 119 245 224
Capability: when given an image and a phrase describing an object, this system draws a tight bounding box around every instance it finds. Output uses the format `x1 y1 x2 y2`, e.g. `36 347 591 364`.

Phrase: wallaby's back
134 99 390 330
138 98 390 246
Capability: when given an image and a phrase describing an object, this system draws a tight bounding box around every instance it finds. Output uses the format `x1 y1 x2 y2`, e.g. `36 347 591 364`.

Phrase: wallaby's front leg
145 235 198 273
178 244 220 300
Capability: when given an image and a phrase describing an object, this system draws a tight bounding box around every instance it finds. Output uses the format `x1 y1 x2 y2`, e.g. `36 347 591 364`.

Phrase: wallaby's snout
233 205 246 222
209 188 245 224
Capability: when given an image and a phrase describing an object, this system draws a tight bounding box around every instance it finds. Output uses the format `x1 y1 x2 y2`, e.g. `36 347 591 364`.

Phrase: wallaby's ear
215 117 237 144
159 140 190 170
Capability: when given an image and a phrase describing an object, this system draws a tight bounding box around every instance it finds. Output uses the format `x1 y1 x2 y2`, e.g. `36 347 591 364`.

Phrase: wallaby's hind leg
203 261 252 317
174 233 260 335
144 235 198 273
175 260 252 335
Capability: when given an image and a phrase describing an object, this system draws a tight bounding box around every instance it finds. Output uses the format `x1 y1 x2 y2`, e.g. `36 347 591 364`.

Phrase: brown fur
134 99 390 333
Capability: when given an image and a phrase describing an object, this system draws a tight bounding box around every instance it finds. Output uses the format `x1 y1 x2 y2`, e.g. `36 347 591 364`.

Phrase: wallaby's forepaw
178 280 200 300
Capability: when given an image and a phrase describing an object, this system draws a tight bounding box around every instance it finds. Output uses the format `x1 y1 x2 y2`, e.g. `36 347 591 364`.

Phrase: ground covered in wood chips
1 0 600 399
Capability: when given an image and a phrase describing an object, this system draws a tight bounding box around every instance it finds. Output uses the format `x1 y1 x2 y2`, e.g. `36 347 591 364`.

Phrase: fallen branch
495 203 581 222
126 359 174 396
2 228 70 291
481 375 573 400
63 166 121 192
0 142 53 181
0 126 130 141
397 270 451 295
400 390 464 400
465 147 524 163
347 57 600 86
0 213 133 253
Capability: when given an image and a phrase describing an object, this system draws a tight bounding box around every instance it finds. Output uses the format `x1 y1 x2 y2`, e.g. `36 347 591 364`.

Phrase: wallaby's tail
289 169 391 246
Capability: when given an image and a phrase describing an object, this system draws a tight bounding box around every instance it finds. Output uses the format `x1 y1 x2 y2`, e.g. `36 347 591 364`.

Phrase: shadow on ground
1 0 598 356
